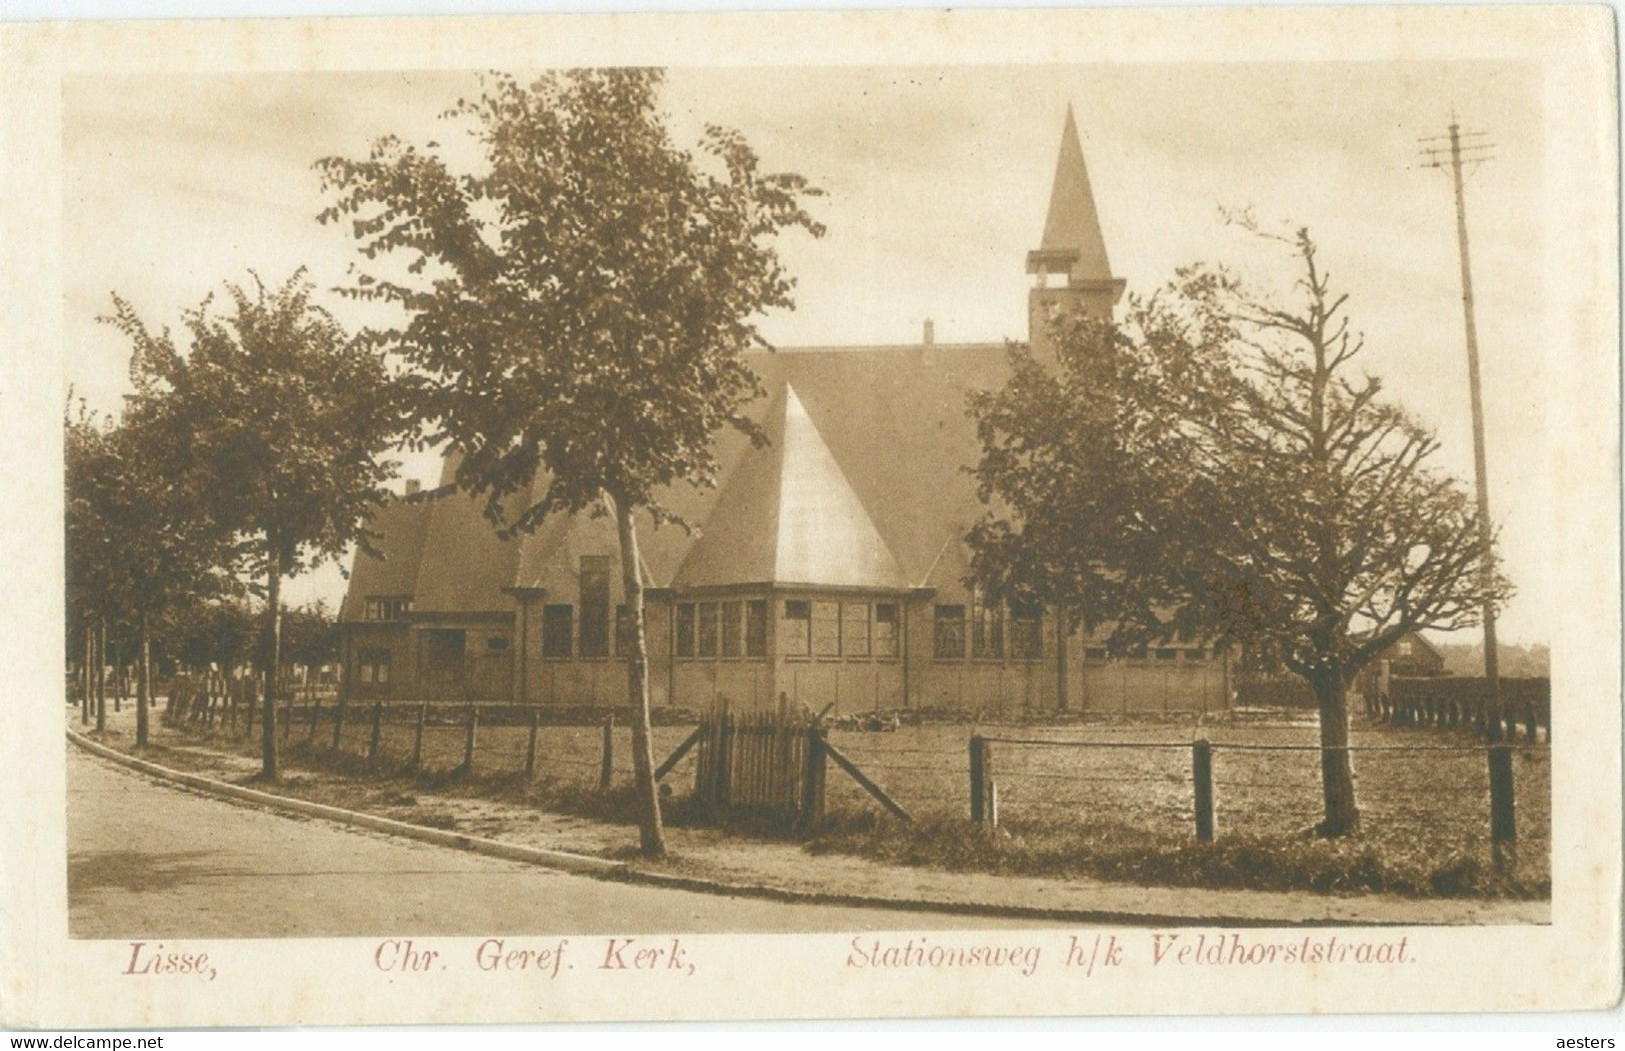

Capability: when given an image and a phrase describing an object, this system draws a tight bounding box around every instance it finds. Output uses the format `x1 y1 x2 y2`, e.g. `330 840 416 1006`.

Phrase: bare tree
970 225 1509 835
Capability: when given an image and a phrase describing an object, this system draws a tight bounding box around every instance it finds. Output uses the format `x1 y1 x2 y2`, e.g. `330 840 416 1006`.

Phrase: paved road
68 748 1022 938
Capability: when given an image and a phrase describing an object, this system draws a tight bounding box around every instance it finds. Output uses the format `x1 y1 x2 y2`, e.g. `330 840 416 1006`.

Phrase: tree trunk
611 492 666 858
93 616 106 734
1054 604 1069 712
1311 671 1360 836
79 630 90 725
96 616 109 717
260 548 283 780
136 611 151 748
78 617 90 725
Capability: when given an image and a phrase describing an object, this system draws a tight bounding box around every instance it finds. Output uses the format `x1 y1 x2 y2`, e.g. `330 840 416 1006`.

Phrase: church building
338 109 1233 716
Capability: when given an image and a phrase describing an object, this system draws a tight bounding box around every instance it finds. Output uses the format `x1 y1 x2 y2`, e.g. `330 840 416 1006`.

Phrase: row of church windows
535 599 905 661
933 602 1044 661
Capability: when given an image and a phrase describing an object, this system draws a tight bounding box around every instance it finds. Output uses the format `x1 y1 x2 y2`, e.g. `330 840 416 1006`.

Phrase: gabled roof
338 494 430 621
408 454 525 616
673 383 909 589
342 108 1120 612
1037 105 1114 285
345 342 1014 611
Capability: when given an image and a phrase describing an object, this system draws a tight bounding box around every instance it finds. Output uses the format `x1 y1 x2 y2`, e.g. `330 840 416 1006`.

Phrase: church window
874 604 900 658
745 600 768 657
722 601 743 658
781 600 811 657
934 605 967 660
812 601 841 656
676 603 695 658
972 595 1004 660
698 602 720 658
842 603 870 658
542 605 573 659
1011 604 1043 661
358 648 390 685
364 596 412 621
579 556 611 658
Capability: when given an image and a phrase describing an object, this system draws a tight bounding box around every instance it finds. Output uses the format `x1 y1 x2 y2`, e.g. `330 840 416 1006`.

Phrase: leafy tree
64 400 230 745
169 597 257 702
110 273 402 778
281 601 339 685
970 226 1508 835
317 68 823 856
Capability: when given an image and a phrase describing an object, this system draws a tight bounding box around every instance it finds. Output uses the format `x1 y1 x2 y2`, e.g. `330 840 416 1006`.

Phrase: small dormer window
364 596 412 621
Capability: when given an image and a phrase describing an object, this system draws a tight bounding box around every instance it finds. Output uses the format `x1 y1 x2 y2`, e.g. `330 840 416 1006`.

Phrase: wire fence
155 693 1551 873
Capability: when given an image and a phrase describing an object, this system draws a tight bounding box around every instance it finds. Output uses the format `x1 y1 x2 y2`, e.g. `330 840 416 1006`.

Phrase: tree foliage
970 226 1510 834
111 274 403 580
65 398 232 743
315 68 824 534
316 67 823 856
110 272 402 776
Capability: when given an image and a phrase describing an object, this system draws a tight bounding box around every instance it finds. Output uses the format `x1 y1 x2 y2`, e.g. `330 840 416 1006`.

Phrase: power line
1417 117 1505 741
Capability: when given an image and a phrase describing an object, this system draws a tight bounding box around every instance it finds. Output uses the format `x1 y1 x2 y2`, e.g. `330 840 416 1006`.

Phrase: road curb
68 729 620 877
67 729 1545 928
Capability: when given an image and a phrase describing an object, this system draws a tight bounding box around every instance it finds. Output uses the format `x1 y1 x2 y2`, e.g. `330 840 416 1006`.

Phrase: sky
62 61 1552 643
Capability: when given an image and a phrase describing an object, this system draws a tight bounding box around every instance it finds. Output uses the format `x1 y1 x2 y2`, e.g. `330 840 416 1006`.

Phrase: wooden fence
1368 677 1550 742
691 706 910 832
160 695 905 836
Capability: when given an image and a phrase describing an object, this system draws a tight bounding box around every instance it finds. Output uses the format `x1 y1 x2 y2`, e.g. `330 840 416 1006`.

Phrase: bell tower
1026 106 1125 360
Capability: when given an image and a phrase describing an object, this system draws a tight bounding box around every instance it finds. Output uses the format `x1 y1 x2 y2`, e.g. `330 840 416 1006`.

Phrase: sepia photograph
3 4 1618 1028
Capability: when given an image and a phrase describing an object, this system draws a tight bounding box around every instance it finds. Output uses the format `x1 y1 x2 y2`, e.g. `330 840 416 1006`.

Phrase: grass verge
805 812 1549 900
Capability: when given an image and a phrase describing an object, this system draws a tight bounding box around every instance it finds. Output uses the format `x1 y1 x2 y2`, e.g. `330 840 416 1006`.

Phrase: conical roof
1038 105 1115 284
673 383 908 589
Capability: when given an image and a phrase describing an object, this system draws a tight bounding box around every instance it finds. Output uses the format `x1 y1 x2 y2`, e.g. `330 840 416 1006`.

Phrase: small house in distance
1382 630 1448 679
339 109 1233 717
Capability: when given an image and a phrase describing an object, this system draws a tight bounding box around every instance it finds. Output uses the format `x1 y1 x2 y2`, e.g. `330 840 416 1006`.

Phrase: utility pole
1420 116 1503 740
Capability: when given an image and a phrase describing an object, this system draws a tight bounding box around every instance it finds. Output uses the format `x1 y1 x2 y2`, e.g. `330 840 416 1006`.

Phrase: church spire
1034 105 1114 283
1026 105 1125 357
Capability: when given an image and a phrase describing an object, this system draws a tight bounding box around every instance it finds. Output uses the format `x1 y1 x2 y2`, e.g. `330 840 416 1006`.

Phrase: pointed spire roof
673 383 909 590
1034 105 1115 284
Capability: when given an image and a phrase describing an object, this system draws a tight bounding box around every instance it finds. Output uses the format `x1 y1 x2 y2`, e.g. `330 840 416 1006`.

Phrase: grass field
156 702 1551 899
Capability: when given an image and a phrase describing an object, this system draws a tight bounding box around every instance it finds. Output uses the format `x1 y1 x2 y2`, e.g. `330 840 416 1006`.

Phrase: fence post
969 734 987 824
1192 739 1215 842
332 697 347 751
525 708 540 779
308 697 322 743
368 701 383 761
462 704 478 777
717 712 734 808
799 726 827 831
1488 744 1516 846
411 701 427 770
600 714 615 790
